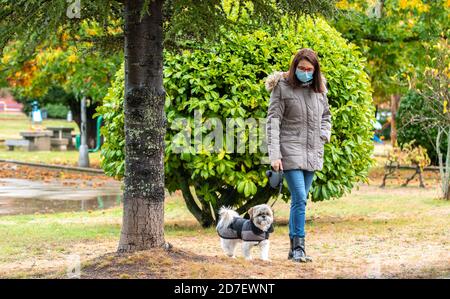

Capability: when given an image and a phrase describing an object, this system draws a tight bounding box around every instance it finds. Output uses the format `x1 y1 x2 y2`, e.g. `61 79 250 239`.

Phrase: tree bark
390 94 401 146
118 0 166 252
179 176 215 227
436 127 450 200
68 98 100 149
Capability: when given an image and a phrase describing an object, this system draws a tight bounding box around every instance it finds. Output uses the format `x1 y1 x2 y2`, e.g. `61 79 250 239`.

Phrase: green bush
397 90 448 165
95 16 376 227
44 103 69 119
94 66 125 180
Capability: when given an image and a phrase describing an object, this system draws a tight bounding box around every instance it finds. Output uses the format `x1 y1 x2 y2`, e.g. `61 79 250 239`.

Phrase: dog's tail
216 206 239 230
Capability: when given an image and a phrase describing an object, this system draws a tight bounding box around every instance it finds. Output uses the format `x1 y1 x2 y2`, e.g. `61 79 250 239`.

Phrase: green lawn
0 113 101 166
0 113 79 140
0 150 101 166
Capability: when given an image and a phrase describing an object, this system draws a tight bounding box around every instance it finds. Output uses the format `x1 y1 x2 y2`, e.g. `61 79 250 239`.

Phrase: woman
265 48 332 263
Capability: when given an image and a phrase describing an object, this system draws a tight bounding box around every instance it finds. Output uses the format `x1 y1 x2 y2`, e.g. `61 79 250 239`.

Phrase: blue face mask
295 69 314 83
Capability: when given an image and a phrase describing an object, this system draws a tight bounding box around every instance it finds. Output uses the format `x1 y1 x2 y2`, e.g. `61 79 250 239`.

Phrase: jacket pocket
318 144 324 159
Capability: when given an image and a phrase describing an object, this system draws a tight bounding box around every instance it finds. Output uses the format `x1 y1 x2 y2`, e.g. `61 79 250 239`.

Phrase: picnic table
45 126 75 150
19 130 53 151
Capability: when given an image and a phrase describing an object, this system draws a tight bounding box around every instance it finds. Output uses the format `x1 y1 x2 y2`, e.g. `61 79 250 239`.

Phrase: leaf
244 181 250 197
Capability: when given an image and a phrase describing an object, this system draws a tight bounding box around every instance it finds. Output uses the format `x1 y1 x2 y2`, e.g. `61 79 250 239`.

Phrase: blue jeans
284 169 315 238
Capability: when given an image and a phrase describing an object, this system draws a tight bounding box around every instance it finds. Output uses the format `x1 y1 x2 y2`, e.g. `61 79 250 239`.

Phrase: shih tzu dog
216 204 274 261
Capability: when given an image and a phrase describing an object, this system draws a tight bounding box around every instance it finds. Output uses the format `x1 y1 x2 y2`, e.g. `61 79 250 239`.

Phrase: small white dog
216 204 274 261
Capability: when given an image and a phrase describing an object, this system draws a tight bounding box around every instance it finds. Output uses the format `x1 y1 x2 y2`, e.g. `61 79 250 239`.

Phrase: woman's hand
271 159 283 172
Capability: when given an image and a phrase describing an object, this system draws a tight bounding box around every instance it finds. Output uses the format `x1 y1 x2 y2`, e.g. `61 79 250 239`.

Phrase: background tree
0 0 338 252
1 22 122 147
332 0 450 145
409 39 449 199
396 90 448 166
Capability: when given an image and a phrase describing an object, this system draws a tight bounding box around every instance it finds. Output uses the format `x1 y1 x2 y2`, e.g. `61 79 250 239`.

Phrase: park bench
46 126 75 150
380 140 432 188
5 139 31 151
382 162 439 188
19 130 52 151
50 138 69 151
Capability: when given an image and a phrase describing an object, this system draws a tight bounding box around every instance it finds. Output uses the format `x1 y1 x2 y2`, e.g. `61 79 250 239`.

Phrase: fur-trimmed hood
264 71 328 94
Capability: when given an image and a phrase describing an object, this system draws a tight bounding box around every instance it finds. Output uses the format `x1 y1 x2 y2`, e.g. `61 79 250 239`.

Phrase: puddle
0 178 123 216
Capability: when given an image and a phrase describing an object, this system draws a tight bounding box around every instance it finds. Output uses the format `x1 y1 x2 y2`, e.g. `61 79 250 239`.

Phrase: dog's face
248 204 274 232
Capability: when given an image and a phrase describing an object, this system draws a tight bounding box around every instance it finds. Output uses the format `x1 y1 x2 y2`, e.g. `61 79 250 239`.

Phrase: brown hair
286 48 325 93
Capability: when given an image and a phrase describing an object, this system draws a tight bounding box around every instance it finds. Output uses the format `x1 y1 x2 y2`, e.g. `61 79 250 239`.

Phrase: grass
0 150 102 167
0 113 79 140
0 113 101 166
0 183 449 278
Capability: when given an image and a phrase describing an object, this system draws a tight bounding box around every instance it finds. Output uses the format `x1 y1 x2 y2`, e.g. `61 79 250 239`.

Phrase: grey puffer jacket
265 71 332 171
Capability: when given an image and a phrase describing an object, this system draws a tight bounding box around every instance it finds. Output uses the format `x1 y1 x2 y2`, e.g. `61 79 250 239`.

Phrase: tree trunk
444 128 450 200
390 94 401 146
179 176 215 228
436 127 450 200
117 0 166 252
446 184 450 200
68 98 100 149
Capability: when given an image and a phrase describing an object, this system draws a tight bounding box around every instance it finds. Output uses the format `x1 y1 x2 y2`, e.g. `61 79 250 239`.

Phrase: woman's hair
286 48 325 93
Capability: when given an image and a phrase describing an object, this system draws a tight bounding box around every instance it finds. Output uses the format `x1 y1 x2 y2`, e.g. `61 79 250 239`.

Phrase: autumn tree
413 39 449 199
1 22 122 148
332 0 449 145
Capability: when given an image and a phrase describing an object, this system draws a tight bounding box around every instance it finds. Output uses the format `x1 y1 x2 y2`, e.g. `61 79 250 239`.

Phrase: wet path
0 178 123 215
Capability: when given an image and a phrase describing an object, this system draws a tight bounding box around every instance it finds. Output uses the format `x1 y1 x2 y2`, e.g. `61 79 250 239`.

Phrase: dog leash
270 170 284 208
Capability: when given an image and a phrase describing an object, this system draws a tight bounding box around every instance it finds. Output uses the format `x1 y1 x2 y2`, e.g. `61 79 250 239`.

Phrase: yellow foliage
399 0 408 9
61 32 69 42
107 27 123 35
336 0 350 9
1 53 12 64
387 140 431 171
335 0 363 11
67 53 77 63
399 0 430 13
86 28 97 36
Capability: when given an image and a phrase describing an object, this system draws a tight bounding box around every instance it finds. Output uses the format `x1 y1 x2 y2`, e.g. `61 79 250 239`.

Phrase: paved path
0 178 123 215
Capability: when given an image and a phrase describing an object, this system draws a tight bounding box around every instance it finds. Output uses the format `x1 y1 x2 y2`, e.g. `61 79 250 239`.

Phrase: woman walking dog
265 48 332 263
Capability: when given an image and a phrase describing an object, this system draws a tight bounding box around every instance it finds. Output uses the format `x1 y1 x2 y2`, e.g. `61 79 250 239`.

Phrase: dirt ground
2 183 448 278
75 182 450 279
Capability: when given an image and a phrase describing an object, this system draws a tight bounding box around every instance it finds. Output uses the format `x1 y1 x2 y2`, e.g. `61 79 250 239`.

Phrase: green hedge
44 103 69 119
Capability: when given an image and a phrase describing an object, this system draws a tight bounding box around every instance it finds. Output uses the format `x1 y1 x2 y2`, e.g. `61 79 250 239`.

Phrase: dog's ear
247 207 254 220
